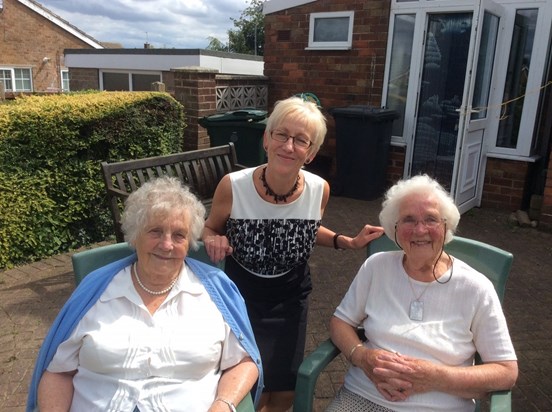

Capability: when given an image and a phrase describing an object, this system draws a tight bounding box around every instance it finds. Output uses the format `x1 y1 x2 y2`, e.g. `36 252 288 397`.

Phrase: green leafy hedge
0 91 185 269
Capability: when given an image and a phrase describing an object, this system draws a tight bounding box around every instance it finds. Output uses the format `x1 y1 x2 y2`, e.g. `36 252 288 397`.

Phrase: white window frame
307 11 354 50
0 67 33 92
486 2 552 159
61 69 70 92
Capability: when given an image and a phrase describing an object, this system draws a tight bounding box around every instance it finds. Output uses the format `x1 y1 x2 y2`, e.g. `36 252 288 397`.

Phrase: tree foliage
206 0 264 56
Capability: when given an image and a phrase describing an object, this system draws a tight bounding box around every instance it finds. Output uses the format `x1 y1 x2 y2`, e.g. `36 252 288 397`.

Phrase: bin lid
199 109 268 126
329 105 399 122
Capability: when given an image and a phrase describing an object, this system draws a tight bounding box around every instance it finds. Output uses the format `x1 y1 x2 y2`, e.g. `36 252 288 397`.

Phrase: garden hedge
0 91 185 269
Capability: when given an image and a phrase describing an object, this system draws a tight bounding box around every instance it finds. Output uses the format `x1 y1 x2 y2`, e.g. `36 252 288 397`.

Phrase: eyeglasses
270 130 312 149
396 216 446 230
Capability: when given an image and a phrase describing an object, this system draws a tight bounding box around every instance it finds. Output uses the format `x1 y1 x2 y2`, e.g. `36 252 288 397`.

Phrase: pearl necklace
260 166 300 203
132 263 178 295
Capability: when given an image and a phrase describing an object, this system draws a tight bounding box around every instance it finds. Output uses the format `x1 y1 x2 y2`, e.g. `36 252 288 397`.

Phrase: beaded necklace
132 263 178 295
260 166 300 203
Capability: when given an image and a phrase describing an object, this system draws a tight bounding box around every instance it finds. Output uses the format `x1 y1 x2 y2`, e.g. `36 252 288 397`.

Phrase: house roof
17 0 104 49
263 0 316 14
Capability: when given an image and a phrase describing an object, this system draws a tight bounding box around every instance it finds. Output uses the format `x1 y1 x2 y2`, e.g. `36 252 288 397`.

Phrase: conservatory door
409 0 505 212
454 0 506 212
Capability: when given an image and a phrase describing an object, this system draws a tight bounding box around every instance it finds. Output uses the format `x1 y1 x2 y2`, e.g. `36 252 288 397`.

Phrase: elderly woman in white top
29 177 262 412
327 174 517 412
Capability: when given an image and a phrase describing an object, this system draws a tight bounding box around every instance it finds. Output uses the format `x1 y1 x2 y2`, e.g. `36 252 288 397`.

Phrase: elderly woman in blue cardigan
28 176 263 412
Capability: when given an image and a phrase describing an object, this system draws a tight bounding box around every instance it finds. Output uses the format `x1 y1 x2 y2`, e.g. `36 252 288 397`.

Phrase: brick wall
541 150 552 231
264 0 391 178
0 0 96 93
481 158 529 210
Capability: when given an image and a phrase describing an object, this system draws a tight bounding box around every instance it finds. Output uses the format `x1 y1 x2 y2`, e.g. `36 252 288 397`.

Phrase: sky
37 0 253 49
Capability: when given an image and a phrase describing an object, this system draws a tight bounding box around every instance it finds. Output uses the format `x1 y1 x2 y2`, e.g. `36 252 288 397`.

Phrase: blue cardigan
27 255 263 411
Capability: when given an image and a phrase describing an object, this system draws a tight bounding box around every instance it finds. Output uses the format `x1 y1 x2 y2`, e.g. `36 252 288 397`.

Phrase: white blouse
47 264 248 411
335 251 516 412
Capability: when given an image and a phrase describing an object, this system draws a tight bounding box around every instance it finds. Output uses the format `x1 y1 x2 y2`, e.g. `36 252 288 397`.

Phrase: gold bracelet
215 397 237 412
348 343 364 363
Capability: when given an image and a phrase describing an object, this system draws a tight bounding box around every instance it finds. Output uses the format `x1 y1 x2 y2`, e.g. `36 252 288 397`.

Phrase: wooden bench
101 143 244 242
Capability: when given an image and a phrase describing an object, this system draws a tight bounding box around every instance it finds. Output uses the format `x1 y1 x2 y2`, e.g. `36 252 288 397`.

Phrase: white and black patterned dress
225 167 324 391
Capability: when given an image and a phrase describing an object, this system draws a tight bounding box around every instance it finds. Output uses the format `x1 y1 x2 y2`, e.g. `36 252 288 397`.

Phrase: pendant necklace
260 166 300 203
406 274 432 321
405 257 454 321
132 263 178 295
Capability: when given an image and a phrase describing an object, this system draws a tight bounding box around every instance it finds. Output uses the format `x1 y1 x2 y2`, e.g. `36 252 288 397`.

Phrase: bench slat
101 143 243 242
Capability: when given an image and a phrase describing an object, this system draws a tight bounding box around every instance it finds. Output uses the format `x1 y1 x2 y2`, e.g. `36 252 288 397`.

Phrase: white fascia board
263 0 316 15
65 54 201 71
17 0 103 49
199 55 264 76
65 53 264 76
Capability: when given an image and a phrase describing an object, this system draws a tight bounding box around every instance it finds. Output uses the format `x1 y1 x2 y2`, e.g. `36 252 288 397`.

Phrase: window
101 71 161 91
496 9 538 150
385 14 415 138
0 69 12 90
307 11 354 50
0 68 32 92
61 70 70 92
102 72 130 91
132 73 162 91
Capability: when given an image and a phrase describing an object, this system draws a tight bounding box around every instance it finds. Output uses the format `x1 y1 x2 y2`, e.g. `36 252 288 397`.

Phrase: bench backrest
101 143 243 242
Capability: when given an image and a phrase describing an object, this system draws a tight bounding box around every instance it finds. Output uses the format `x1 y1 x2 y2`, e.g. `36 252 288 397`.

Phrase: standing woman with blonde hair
203 96 384 411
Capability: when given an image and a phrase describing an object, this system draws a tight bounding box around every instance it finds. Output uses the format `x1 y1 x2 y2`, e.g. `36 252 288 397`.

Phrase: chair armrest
293 339 341 412
236 392 255 412
490 390 512 412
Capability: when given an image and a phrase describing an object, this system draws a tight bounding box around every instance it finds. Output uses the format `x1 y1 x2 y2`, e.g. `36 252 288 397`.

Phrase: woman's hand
204 235 233 263
372 352 518 400
317 225 384 249
353 349 412 402
350 224 385 249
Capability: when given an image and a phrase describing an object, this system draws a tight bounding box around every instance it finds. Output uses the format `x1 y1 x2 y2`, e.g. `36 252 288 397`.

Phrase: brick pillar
171 67 218 151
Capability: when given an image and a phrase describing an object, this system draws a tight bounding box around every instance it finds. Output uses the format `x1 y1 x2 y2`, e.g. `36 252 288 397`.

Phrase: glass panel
411 13 473 189
103 72 130 91
0 69 12 90
14 68 31 91
386 14 415 137
314 17 349 42
471 11 500 120
496 9 538 148
61 70 70 92
132 73 161 91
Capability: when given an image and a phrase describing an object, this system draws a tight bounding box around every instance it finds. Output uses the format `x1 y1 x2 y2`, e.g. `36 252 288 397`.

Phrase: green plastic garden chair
294 235 513 412
72 241 224 285
71 242 253 411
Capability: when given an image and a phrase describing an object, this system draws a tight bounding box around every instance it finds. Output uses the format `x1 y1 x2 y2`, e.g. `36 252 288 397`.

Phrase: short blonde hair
265 96 327 155
379 174 460 244
121 176 205 250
